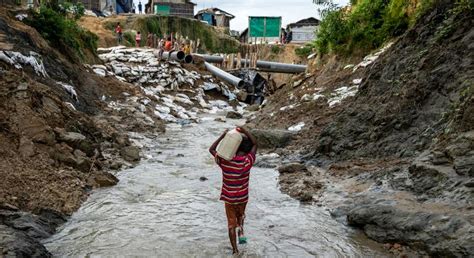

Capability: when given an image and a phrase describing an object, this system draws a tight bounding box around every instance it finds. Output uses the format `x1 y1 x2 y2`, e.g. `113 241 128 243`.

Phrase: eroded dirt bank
0 8 162 256
248 1 473 256
0 8 240 256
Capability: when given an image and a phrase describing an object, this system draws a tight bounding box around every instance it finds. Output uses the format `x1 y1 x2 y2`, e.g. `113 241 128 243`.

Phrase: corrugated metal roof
195 7 234 18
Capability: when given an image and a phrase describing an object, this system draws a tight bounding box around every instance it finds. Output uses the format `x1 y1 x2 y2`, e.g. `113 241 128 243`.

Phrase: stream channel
44 114 391 257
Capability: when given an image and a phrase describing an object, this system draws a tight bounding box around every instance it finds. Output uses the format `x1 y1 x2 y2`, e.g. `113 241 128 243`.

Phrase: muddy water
44 115 390 257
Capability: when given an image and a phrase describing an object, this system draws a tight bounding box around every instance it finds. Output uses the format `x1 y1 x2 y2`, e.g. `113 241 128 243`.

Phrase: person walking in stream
209 127 257 255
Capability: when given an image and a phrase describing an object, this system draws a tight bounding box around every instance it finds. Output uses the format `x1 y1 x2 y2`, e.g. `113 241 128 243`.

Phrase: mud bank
0 8 244 255
249 1 473 256
0 9 161 255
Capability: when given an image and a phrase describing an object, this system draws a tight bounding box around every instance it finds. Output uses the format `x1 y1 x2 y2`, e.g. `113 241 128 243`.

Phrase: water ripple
44 117 391 257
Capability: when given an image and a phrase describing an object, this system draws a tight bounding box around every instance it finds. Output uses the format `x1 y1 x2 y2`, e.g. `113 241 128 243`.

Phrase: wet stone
250 129 294 149
454 156 474 176
465 179 474 188
226 111 243 119
278 163 307 174
89 172 119 187
120 146 140 162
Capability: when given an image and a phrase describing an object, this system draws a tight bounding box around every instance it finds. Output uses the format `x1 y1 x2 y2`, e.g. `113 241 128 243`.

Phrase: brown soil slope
0 9 166 257
315 3 473 161
253 1 473 162
249 1 473 256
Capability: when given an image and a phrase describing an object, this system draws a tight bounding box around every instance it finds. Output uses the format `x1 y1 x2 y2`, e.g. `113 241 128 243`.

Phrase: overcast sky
193 0 349 31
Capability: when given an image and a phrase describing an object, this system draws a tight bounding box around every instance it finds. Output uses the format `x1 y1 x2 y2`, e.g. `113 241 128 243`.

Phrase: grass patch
25 3 97 61
313 0 438 56
295 45 313 58
106 15 239 53
271 45 282 54
122 31 135 47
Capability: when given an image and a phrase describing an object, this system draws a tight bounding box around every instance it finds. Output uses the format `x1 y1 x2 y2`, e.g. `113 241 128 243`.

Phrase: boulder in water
120 146 140 162
278 163 307 174
89 172 119 187
250 129 294 149
226 111 243 119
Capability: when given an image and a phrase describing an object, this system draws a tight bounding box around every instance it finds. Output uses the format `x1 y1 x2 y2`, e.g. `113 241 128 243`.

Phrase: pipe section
161 51 186 61
204 62 244 88
184 55 193 64
194 54 307 74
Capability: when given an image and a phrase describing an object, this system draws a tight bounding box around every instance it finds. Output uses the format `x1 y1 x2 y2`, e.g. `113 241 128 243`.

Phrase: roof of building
287 17 320 29
195 8 235 19
239 28 248 38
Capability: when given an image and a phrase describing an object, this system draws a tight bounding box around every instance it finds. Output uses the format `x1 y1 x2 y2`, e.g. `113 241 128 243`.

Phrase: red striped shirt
215 151 256 204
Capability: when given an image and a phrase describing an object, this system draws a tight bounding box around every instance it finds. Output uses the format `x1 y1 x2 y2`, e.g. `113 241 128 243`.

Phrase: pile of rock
91 46 245 125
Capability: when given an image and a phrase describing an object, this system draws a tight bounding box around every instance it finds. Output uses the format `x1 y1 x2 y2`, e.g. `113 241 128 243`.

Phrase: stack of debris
231 69 267 105
90 46 246 124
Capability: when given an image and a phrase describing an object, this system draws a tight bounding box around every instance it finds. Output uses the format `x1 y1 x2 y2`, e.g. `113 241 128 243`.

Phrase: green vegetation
271 45 282 54
149 16 239 53
104 15 240 53
25 2 97 61
295 45 313 57
451 0 474 15
122 31 136 47
431 0 473 44
312 0 467 56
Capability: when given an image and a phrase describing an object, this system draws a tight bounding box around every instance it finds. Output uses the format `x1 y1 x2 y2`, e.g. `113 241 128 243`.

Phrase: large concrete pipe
160 51 186 61
204 62 244 88
251 60 307 74
184 55 193 64
195 54 223 64
194 54 307 74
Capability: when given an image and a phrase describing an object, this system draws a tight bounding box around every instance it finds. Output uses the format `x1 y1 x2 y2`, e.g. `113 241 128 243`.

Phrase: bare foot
237 227 244 237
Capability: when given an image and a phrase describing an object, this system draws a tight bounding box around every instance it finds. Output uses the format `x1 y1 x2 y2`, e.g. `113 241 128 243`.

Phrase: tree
313 0 340 17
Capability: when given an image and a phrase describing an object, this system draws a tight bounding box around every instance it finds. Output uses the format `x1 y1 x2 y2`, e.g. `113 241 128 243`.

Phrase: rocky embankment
0 10 246 256
249 1 473 257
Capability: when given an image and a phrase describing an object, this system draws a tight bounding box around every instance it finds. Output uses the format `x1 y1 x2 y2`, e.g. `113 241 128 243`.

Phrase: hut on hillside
286 17 320 43
195 8 235 29
145 0 195 18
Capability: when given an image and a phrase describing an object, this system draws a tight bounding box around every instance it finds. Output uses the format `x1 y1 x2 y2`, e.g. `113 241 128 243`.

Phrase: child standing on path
135 31 141 48
209 127 258 255
115 22 123 45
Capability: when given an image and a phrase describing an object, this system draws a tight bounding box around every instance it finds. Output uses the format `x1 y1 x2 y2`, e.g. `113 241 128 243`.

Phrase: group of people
114 22 191 58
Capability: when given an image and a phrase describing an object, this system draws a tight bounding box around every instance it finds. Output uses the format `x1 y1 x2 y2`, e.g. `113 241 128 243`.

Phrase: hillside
79 14 240 53
0 7 241 256
248 1 473 256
